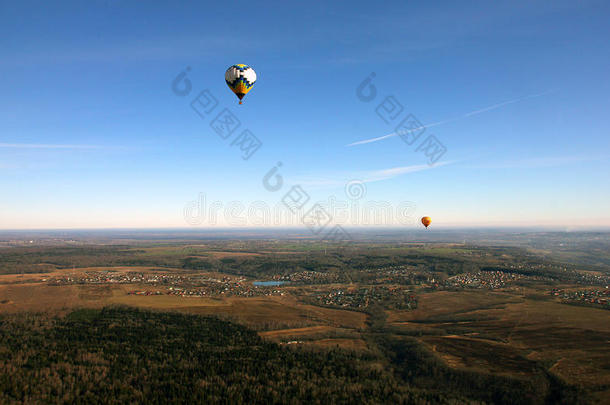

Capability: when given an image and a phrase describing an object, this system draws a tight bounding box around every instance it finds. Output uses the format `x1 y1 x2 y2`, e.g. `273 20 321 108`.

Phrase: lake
253 281 289 287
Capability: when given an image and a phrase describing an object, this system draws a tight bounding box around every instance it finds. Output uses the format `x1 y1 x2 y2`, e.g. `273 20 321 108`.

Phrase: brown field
387 290 521 323
0 283 109 312
302 338 369 351
0 266 162 282
2 269 608 393
259 325 365 350
127 245 266 259
420 335 539 376
0 280 367 334
205 251 263 258
388 288 610 388
259 325 334 338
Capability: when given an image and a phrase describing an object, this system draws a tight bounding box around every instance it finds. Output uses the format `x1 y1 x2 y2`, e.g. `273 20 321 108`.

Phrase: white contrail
0 143 102 149
348 119 448 146
293 161 454 188
361 161 453 182
463 90 553 117
347 91 554 147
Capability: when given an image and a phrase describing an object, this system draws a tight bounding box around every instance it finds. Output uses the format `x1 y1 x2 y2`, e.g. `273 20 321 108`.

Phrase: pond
252 281 289 287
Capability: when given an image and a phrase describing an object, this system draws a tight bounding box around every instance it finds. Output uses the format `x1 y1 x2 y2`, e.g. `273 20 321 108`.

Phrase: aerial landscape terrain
3 0 610 403
1 230 608 403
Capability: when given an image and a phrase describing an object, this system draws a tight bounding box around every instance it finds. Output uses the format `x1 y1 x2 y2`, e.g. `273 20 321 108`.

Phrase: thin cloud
362 161 453 182
463 90 554 117
0 143 102 149
348 91 554 147
294 161 453 188
348 119 447 146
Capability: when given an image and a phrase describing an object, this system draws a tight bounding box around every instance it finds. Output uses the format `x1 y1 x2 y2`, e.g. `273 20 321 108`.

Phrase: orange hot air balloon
421 216 432 228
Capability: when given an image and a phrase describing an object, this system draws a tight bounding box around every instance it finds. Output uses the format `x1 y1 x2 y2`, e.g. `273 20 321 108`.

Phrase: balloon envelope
225 64 257 104
421 216 432 228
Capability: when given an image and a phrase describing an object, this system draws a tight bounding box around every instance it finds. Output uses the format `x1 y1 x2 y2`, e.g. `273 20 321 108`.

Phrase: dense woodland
1 307 468 404
0 307 587 404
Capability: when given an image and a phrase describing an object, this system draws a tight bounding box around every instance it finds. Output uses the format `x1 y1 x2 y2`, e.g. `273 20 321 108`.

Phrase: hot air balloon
421 216 432 228
225 64 257 104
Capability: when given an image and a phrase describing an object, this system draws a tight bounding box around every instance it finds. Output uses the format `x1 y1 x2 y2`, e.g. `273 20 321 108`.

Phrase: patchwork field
1 235 609 403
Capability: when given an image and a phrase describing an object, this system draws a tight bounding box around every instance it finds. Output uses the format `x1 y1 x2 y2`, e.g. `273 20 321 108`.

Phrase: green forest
0 307 447 404
0 307 586 404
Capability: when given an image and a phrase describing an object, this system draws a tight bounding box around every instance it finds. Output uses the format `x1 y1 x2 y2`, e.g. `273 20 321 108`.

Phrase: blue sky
1 0 609 229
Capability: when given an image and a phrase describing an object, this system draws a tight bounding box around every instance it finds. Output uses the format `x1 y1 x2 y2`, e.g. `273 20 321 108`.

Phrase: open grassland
388 288 610 393
129 245 266 258
387 290 521 323
420 335 540 376
302 338 369 351
0 278 367 331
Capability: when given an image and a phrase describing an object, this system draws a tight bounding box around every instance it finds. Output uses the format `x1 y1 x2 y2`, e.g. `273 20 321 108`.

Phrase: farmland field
0 230 609 403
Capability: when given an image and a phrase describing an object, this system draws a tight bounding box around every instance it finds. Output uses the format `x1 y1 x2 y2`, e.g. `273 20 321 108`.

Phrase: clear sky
1 0 609 229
